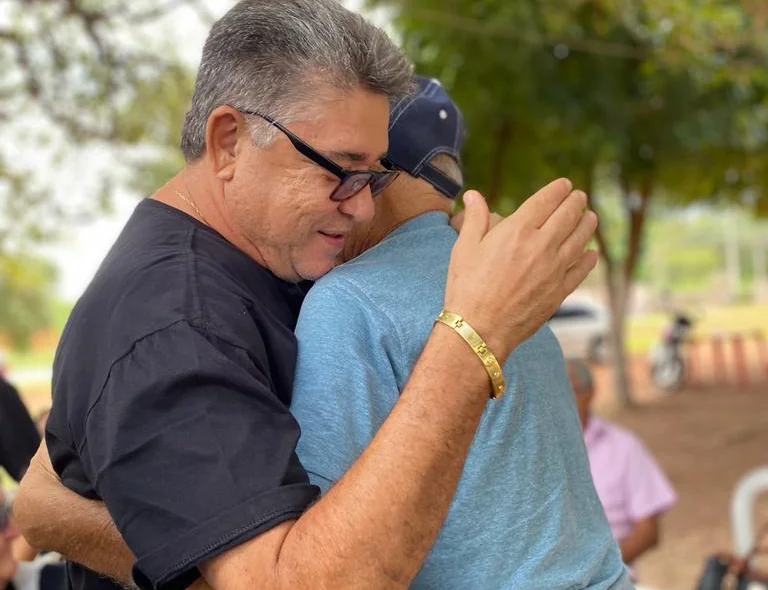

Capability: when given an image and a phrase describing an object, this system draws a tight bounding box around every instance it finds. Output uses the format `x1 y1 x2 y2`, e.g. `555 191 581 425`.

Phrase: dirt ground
591 357 768 590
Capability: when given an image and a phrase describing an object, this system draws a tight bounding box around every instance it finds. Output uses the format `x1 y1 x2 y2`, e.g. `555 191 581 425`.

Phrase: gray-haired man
15 2 598 589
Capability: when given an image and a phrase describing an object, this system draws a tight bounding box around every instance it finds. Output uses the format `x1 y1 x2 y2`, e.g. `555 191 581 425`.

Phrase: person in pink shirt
567 359 677 570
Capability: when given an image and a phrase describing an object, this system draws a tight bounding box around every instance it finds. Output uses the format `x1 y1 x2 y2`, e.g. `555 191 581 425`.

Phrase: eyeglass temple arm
239 109 345 177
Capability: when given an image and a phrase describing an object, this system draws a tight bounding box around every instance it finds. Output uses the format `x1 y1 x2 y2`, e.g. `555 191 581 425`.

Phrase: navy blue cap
385 76 465 199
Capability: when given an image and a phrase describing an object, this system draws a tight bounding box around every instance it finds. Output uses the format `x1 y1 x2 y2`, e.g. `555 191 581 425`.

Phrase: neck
154 165 270 270
373 183 453 242
580 410 591 431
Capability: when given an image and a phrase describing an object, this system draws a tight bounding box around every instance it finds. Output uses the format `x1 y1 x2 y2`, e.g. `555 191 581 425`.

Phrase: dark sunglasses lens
370 171 398 196
330 173 373 202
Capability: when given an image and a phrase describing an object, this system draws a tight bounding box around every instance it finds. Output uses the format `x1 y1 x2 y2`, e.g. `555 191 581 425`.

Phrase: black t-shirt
46 199 319 590
0 376 40 481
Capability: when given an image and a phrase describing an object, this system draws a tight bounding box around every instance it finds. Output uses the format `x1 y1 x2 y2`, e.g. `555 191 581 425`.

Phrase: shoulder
595 418 653 460
604 419 642 445
98 320 271 407
299 269 389 330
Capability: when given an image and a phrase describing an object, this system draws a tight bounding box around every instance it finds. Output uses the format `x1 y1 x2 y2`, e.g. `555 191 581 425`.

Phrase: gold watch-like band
435 309 505 399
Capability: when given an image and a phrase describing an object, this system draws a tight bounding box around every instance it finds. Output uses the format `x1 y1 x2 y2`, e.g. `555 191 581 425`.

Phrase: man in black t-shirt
15 1 599 589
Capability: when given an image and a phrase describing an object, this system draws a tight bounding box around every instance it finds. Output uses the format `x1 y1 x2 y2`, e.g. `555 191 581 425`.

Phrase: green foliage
0 1 197 236
0 254 57 348
0 0 200 341
370 0 768 402
369 0 768 212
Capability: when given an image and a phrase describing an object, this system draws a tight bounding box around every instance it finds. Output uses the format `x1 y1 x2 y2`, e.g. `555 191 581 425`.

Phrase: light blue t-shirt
292 212 631 590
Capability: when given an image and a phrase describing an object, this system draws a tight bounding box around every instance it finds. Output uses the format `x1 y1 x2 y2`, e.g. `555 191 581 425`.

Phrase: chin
296 257 338 282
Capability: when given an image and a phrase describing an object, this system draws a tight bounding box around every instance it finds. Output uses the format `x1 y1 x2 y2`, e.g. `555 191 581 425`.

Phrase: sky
38 0 373 301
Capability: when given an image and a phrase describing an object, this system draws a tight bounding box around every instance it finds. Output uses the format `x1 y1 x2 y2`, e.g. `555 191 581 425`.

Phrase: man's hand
449 209 504 233
445 179 597 361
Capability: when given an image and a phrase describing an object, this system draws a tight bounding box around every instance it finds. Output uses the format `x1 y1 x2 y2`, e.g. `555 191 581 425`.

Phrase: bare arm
15 440 136 585
16 445 215 590
18 180 597 590
619 515 660 565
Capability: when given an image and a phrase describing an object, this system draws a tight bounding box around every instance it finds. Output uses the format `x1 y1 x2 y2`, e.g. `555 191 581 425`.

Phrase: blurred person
290 76 629 589
0 491 19 590
568 359 677 573
14 1 599 590
0 373 40 483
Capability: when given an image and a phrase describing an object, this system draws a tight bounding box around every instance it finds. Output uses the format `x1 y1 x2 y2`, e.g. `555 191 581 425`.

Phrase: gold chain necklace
174 190 209 226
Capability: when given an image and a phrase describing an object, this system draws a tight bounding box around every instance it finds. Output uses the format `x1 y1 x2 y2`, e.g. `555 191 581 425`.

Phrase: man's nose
338 185 375 224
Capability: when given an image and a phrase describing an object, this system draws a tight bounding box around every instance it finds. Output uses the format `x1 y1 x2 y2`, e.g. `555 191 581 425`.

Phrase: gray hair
180 0 413 160
429 153 464 187
567 359 594 394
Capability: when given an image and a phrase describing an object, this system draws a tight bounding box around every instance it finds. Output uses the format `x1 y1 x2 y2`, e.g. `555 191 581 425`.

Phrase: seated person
568 359 677 571
290 77 629 589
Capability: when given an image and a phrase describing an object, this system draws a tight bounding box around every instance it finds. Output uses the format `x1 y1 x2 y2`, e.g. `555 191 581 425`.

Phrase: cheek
287 178 340 226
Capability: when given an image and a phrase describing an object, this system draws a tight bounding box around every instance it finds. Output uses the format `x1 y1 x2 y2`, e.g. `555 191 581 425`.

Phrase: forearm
15 442 135 585
618 520 659 565
205 328 507 590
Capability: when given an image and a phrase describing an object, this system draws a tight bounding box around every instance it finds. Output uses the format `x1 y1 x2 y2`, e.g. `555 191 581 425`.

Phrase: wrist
429 324 497 396
440 305 521 364
435 310 505 398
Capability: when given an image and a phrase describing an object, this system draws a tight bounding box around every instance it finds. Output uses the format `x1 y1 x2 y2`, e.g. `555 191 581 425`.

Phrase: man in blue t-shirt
291 77 631 589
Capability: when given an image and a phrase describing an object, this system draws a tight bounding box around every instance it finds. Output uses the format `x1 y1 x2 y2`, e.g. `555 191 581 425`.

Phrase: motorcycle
649 312 694 391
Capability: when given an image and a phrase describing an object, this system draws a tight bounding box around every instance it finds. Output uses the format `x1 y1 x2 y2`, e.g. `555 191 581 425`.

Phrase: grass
6 347 56 370
626 302 768 354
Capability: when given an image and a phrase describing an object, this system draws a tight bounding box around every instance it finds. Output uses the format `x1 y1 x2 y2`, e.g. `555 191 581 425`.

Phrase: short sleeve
80 322 319 590
291 280 401 493
623 435 677 522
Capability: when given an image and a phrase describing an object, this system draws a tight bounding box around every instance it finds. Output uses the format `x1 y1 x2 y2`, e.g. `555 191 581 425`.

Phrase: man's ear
205 106 246 181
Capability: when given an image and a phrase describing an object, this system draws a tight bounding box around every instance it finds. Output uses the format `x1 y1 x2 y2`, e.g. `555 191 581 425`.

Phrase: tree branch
112 0 199 25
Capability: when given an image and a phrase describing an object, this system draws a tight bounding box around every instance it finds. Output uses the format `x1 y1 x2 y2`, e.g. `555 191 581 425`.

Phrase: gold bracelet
435 309 505 399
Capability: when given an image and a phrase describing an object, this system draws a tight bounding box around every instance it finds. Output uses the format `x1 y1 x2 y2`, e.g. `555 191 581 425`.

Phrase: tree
368 0 768 405
0 253 57 348
0 0 208 339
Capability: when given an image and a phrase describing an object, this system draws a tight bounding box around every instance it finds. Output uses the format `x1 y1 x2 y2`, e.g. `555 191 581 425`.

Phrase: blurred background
1 1 768 588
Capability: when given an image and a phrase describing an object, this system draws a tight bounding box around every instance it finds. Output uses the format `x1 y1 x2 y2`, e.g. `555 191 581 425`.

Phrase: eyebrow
327 150 389 165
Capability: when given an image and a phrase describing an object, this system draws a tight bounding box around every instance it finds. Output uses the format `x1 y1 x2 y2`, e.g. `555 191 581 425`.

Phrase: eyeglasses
239 109 399 202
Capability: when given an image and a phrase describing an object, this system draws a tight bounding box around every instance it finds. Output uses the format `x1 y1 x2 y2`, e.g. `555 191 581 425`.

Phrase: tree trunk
752 236 768 302
488 120 511 205
724 212 741 302
592 173 652 407
585 168 634 407
606 268 634 407
612 182 651 406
